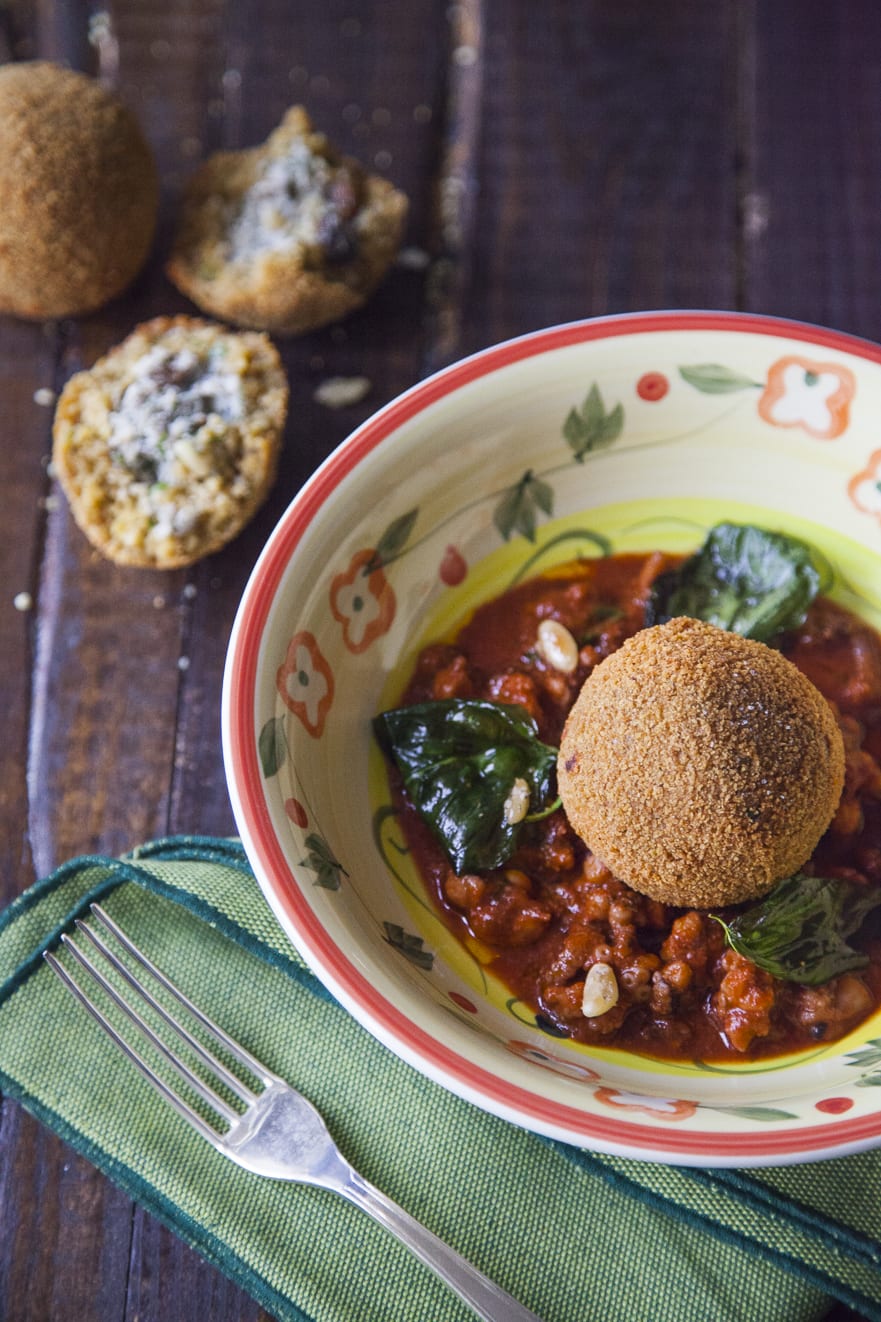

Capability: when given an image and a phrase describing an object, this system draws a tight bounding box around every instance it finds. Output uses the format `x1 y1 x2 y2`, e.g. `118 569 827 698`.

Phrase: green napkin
1 837 879 1322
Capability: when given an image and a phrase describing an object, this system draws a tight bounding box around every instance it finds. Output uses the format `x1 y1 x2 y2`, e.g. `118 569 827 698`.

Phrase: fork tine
75 915 258 1106
56 930 242 1128
90 904 275 1084
44 950 223 1146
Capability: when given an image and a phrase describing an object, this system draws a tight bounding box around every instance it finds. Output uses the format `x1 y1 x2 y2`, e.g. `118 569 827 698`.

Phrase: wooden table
0 2 876 1318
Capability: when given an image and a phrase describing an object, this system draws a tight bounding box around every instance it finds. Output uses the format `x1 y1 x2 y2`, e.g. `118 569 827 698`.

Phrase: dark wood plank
455 0 740 354
742 0 881 337
1 5 231 1320
168 0 450 839
124 2 450 1316
1 1 877 1320
0 1108 132 1320
741 9 880 1316
0 317 53 903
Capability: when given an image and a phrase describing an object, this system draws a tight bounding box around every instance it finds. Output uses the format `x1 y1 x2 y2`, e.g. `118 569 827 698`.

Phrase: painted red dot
284 798 308 828
815 1096 854 1114
439 545 467 586
449 991 478 1013
636 371 670 401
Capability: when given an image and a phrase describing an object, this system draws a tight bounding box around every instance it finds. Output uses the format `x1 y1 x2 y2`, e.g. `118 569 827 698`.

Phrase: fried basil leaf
715 873 881 986
645 523 821 643
374 699 558 873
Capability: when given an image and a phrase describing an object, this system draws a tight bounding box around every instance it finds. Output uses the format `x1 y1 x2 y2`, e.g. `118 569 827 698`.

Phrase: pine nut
536 618 579 673
502 777 531 825
581 962 619 1018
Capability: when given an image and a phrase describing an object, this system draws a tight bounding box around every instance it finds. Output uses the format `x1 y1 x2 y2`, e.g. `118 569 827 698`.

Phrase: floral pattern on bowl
225 312 881 1166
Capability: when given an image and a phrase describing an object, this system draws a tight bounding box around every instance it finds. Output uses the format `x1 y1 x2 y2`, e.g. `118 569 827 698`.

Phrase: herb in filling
108 342 245 535
228 141 361 263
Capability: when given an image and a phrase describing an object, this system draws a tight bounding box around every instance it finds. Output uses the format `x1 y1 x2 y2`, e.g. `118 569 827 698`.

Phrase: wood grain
0 1 876 1319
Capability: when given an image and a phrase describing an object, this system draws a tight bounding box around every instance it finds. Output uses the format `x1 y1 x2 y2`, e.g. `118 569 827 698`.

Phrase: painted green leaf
855 1074 881 1087
678 364 763 393
258 715 288 778
299 833 347 890
715 1105 798 1121
845 1039 881 1070
369 508 419 569
562 384 624 461
493 470 555 542
383 922 434 970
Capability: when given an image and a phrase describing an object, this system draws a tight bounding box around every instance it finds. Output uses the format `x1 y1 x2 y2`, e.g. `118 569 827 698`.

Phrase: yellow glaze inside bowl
372 496 881 1082
225 314 881 1162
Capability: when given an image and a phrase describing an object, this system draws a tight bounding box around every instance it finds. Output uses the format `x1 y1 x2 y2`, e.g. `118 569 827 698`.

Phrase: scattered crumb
396 246 430 270
371 107 392 127
153 594 165 609
374 150 392 170
413 104 432 124
87 11 112 46
41 494 60 511
177 655 191 671
182 582 198 600
453 45 478 67
33 387 56 407
313 375 371 408
13 591 32 611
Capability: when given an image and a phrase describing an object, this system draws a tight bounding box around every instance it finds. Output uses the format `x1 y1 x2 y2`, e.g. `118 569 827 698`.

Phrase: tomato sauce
393 553 881 1063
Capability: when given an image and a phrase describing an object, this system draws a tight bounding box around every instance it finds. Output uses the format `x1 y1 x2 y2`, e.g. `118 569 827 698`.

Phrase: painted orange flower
330 548 396 654
593 1088 697 1121
758 355 855 439
276 631 334 738
848 448 881 522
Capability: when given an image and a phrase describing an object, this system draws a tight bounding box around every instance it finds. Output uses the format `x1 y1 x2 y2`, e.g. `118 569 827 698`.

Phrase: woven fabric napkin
1 837 880 1322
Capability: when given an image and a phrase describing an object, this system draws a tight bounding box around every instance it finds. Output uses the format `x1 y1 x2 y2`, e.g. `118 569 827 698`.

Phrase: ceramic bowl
223 311 881 1166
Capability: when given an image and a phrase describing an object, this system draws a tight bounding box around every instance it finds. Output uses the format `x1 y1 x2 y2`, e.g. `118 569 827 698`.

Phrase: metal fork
45 904 543 1322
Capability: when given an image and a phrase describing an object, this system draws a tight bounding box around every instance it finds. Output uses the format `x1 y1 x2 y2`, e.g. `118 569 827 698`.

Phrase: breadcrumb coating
558 617 846 907
0 62 158 320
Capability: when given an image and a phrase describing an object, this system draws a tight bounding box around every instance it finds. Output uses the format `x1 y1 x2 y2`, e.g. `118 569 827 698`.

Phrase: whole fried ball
0 62 158 319
558 617 845 908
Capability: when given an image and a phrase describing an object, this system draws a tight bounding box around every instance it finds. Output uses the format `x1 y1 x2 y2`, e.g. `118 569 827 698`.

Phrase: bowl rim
222 309 881 1164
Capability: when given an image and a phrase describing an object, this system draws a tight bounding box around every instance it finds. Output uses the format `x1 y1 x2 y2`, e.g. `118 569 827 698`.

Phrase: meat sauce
393 552 881 1063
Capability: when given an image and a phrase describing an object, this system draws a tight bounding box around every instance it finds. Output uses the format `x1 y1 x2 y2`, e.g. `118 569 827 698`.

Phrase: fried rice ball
52 316 288 569
167 105 408 335
0 62 158 320
557 617 845 908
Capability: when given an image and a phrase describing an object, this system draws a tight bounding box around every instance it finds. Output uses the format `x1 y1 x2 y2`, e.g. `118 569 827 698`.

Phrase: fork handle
338 1169 544 1322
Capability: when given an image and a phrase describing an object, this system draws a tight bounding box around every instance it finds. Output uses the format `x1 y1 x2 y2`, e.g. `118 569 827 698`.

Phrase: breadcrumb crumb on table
557 617 846 908
313 376 371 408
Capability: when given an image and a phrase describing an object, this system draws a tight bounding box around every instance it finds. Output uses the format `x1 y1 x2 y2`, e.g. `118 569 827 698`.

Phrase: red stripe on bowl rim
223 310 881 1163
